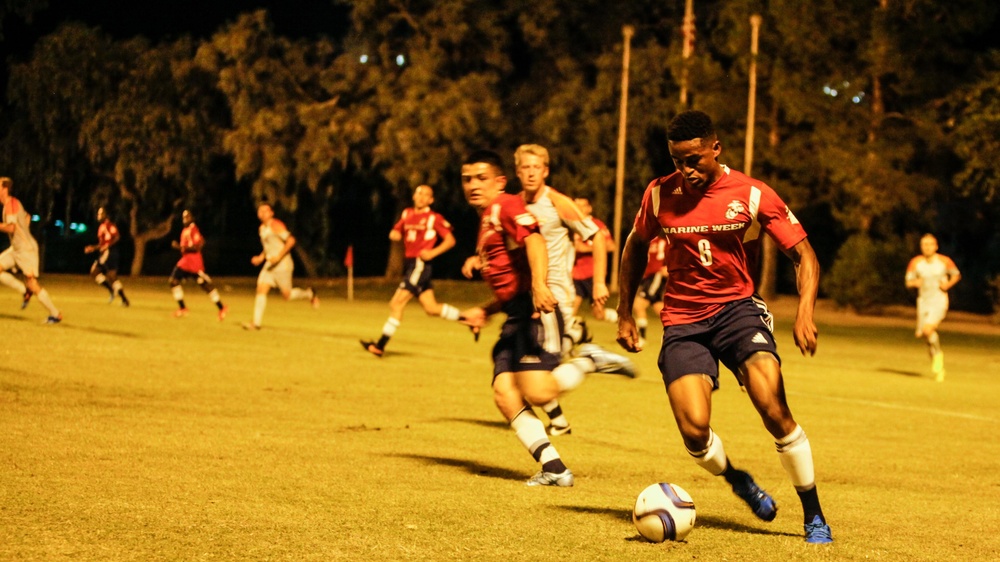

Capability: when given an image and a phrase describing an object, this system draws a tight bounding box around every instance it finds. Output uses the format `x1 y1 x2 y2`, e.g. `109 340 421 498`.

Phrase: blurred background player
361 184 463 357
571 196 618 323
905 233 960 382
170 209 228 320
242 203 318 331
633 234 668 348
84 206 130 306
513 144 637 436
0 177 62 323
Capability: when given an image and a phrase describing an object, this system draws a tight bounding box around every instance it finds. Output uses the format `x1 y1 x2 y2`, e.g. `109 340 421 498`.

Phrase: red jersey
477 193 540 304
176 222 206 273
393 208 453 259
572 217 612 280
97 219 120 250
643 236 668 278
633 165 807 325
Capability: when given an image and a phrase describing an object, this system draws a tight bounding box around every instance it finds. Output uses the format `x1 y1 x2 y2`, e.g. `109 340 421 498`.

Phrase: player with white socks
0 177 62 323
169 210 228 320
361 185 464 357
84 207 130 306
571 196 618 324
905 233 960 382
242 203 318 331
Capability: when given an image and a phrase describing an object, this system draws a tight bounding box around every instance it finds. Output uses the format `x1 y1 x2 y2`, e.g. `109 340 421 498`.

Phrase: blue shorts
492 293 562 380
93 248 121 273
399 258 433 296
657 295 779 391
573 278 593 302
637 273 666 302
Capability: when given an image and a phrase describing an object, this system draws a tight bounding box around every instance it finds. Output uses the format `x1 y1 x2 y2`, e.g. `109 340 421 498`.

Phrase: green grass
2 275 998 561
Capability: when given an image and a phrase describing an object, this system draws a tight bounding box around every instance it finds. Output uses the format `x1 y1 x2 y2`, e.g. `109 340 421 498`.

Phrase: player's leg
245 269 275 330
169 269 189 317
0 269 27 296
920 303 947 381
417 289 462 321
362 288 413 356
107 269 129 306
91 261 115 300
195 272 227 320
494 373 573 487
24 276 61 322
633 295 650 347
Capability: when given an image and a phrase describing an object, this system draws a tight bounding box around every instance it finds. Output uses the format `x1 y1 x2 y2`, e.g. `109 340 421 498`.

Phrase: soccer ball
632 482 697 542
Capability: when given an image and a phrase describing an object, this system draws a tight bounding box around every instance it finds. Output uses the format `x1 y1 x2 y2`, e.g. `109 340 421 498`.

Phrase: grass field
2 275 999 561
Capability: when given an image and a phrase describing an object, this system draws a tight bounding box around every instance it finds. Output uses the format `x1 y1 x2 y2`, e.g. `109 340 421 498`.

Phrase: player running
361 185 465 357
571 197 618 323
905 233 960 382
169 210 229 320
84 206 130 306
632 235 668 348
0 177 62 323
616 111 832 543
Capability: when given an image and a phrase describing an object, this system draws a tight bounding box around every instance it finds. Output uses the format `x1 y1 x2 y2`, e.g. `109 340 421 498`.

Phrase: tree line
1 0 998 314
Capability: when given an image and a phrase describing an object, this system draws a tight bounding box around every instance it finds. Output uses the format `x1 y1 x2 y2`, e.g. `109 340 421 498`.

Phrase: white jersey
525 186 599 319
906 254 958 307
3 197 38 255
259 218 294 272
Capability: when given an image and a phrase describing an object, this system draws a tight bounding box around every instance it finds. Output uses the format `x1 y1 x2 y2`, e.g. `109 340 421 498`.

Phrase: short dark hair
0 177 12 190
463 149 506 176
667 110 716 142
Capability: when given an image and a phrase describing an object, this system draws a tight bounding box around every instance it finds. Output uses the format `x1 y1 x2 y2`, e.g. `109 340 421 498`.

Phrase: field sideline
2 275 998 561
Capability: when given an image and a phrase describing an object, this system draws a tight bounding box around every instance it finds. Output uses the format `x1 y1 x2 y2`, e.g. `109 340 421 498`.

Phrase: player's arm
616 228 651 352
420 232 455 262
942 257 961 291
783 238 820 356
573 232 592 254
269 234 296 267
104 226 121 250
0 213 16 235
904 258 921 289
524 232 555 312
590 229 609 306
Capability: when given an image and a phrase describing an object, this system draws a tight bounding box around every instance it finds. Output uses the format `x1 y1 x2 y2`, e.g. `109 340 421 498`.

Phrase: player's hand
418 249 435 262
459 307 487 341
171 241 181 250
532 285 556 313
592 282 610 307
793 315 819 356
84 245 95 254
461 256 482 279
251 255 264 266
616 314 642 353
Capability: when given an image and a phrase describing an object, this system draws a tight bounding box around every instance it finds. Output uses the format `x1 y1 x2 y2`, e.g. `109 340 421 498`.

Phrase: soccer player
242 203 318 331
458 150 606 487
0 177 62 323
169 210 229 321
615 111 833 544
905 233 960 382
571 197 618 323
633 234 668 349
513 144 637 436
361 184 464 357
84 207 130 306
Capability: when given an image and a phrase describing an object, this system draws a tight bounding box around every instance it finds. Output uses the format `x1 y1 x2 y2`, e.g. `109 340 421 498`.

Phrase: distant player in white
905 233 960 381
242 203 318 330
0 177 62 323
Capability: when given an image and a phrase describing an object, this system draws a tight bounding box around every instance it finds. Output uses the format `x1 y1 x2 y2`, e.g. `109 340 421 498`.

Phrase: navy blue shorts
657 295 779 390
399 258 433 296
170 266 212 285
637 272 666 302
492 293 562 379
573 278 593 302
93 248 121 273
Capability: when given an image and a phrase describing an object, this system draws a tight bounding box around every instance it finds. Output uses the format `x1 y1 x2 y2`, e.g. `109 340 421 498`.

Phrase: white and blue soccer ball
633 482 697 542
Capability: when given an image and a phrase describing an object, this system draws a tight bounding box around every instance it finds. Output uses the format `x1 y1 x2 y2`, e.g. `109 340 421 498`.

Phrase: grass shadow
61 324 142 338
390 453 526 482
876 367 923 378
434 417 509 431
553 504 631 523
0 313 30 322
695 514 800 537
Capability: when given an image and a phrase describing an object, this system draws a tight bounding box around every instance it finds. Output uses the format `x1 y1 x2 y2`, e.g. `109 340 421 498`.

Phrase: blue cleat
731 473 778 521
804 515 833 544
21 290 32 309
44 314 62 324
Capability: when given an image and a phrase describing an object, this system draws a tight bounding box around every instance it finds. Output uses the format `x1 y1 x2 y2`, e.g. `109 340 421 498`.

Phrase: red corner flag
344 245 354 268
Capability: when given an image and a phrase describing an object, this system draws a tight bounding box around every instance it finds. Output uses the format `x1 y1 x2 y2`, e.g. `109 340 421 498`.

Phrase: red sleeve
499 194 538 245
392 210 408 234
632 178 664 242
191 225 203 245
433 212 452 238
758 185 807 250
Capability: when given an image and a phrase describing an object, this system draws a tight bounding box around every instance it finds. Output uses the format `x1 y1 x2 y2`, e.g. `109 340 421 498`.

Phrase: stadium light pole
611 25 634 294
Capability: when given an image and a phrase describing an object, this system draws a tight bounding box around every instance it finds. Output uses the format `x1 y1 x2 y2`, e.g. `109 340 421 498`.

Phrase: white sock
776 425 815 491
603 309 619 323
542 400 568 428
253 293 267 327
552 358 591 393
36 288 59 317
208 289 221 304
94 273 107 285
382 317 400 337
0 271 26 294
687 429 727 476
928 331 941 356
289 287 313 301
171 285 185 303
112 280 123 296
440 304 460 321
510 409 560 463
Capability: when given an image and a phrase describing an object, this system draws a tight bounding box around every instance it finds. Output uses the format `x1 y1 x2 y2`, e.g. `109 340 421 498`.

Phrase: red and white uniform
176 222 206 273
633 164 807 326
644 236 668 279
477 193 539 304
572 217 612 281
393 208 452 258
97 219 120 250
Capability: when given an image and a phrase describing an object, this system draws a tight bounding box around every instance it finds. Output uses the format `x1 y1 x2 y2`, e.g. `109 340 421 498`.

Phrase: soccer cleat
731 473 778 522
360 339 384 357
471 325 480 342
309 288 320 309
120 296 130 307
218 305 229 322
173 308 189 318
526 468 575 487
21 290 32 310
575 317 592 343
44 314 62 324
577 343 638 378
804 515 833 544
547 424 572 437
107 292 116 304
241 322 261 331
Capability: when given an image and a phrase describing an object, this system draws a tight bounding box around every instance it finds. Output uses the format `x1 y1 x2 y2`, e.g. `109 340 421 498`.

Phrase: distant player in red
361 184 463 357
632 235 668 347
616 111 832 544
571 197 617 323
84 207 130 306
169 210 228 321
458 150 595 487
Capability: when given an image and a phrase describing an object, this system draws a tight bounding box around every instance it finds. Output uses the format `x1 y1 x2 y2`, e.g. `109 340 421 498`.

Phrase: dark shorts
492 293 562 379
399 258 433 296
93 248 120 274
637 273 666 302
573 278 593 302
657 295 779 391
170 266 212 285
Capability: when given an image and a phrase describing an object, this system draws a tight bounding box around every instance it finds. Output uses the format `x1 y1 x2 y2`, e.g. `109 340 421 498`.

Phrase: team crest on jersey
725 200 745 220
